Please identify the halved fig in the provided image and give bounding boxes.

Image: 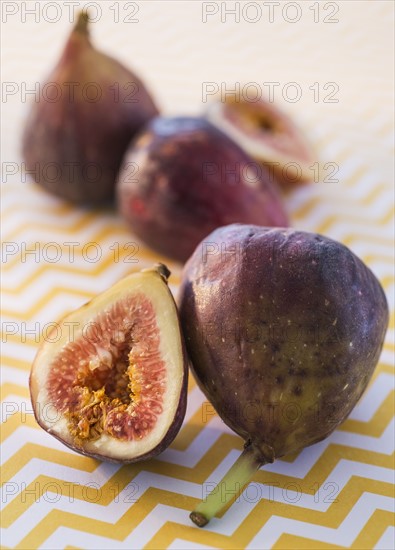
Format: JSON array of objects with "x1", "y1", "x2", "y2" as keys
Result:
[
  {"x1": 30, "y1": 264, "x2": 188, "y2": 463},
  {"x1": 206, "y1": 97, "x2": 316, "y2": 187}
]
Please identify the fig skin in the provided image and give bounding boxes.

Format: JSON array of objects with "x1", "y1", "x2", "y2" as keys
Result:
[
  {"x1": 117, "y1": 116, "x2": 288, "y2": 262},
  {"x1": 30, "y1": 265, "x2": 188, "y2": 464},
  {"x1": 206, "y1": 96, "x2": 316, "y2": 187},
  {"x1": 22, "y1": 12, "x2": 159, "y2": 205},
  {"x1": 179, "y1": 224, "x2": 389, "y2": 525}
]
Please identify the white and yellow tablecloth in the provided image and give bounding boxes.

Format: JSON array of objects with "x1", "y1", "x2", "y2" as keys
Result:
[{"x1": 1, "y1": 1, "x2": 394, "y2": 548}]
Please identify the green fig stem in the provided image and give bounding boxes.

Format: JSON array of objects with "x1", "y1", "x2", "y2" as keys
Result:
[
  {"x1": 190, "y1": 442, "x2": 265, "y2": 527},
  {"x1": 74, "y1": 11, "x2": 89, "y2": 35}
]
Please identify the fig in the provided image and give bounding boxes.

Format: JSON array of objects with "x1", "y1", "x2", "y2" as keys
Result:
[
  {"x1": 22, "y1": 12, "x2": 159, "y2": 205},
  {"x1": 206, "y1": 97, "x2": 315, "y2": 187},
  {"x1": 179, "y1": 224, "x2": 389, "y2": 526},
  {"x1": 117, "y1": 116, "x2": 288, "y2": 262},
  {"x1": 30, "y1": 264, "x2": 188, "y2": 463}
]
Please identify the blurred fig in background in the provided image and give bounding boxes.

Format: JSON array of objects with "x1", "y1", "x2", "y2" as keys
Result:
[
  {"x1": 117, "y1": 116, "x2": 288, "y2": 262},
  {"x1": 22, "y1": 12, "x2": 159, "y2": 205},
  {"x1": 206, "y1": 96, "x2": 316, "y2": 188}
]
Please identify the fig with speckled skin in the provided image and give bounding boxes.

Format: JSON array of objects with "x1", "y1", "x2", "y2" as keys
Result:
[
  {"x1": 117, "y1": 117, "x2": 288, "y2": 262},
  {"x1": 30, "y1": 265, "x2": 188, "y2": 463},
  {"x1": 179, "y1": 224, "x2": 388, "y2": 526},
  {"x1": 22, "y1": 12, "x2": 159, "y2": 205}
]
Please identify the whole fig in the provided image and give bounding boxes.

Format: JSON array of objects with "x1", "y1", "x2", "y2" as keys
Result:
[
  {"x1": 179, "y1": 224, "x2": 389, "y2": 526},
  {"x1": 117, "y1": 117, "x2": 288, "y2": 262},
  {"x1": 22, "y1": 12, "x2": 159, "y2": 204}
]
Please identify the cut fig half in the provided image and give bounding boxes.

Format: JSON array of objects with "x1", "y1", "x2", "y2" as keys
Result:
[
  {"x1": 30, "y1": 264, "x2": 188, "y2": 463},
  {"x1": 206, "y1": 97, "x2": 316, "y2": 187}
]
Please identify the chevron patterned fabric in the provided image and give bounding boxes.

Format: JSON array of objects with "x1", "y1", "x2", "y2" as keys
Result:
[{"x1": 1, "y1": 1, "x2": 394, "y2": 548}]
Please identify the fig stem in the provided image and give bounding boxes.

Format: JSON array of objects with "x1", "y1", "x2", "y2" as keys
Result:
[
  {"x1": 190, "y1": 443, "x2": 264, "y2": 527},
  {"x1": 142, "y1": 263, "x2": 171, "y2": 282},
  {"x1": 74, "y1": 11, "x2": 89, "y2": 35},
  {"x1": 155, "y1": 263, "x2": 171, "y2": 282}
]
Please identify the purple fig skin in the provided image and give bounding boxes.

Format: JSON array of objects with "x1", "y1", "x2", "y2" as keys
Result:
[
  {"x1": 179, "y1": 224, "x2": 389, "y2": 462},
  {"x1": 22, "y1": 12, "x2": 159, "y2": 205},
  {"x1": 117, "y1": 117, "x2": 288, "y2": 262}
]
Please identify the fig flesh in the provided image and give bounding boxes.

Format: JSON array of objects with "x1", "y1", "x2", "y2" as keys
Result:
[
  {"x1": 22, "y1": 12, "x2": 159, "y2": 205},
  {"x1": 30, "y1": 265, "x2": 188, "y2": 463},
  {"x1": 179, "y1": 224, "x2": 389, "y2": 526},
  {"x1": 117, "y1": 116, "x2": 288, "y2": 262},
  {"x1": 206, "y1": 97, "x2": 316, "y2": 187}
]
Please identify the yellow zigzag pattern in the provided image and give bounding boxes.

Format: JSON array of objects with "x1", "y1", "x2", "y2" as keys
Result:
[
  {"x1": 2, "y1": 5, "x2": 394, "y2": 547},
  {"x1": 2, "y1": 198, "x2": 394, "y2": 550},
  {"x1": 2, "y1": 452, "x2": 394, "y2": 549},
  {"x1": 2, "y1": 361, "x2": 394, "y2": 549},
  {"x1": 2, "y1": 256, "x2": 181, "y2": 292}
]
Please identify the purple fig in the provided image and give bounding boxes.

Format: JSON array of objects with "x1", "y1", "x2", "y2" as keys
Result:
[
  {"x1": 117, "y1": 116, "x2": 288, "y2": 262},
  {"x1": 22, "y1": 12, "x2": 159, "y2": 205},
  {"x1": 30, "y1": 264, "x2": 188, "y2": 463},
  {"x1": 179, "y1": 224, "x2": 389, "y2": 526}
]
